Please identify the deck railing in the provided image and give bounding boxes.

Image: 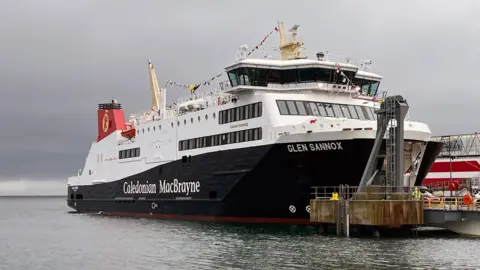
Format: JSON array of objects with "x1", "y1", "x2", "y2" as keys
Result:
[{"x1": 311, "y1": 185, "x2": 480, "y2": 212}]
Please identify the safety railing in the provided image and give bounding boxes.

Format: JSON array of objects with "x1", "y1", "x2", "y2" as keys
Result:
[
  {"x1": 311, "y1": 185, "x2": 424, "y2": 201},
  {"x1": 421, "y1": 180, "x2": 480, "y2": 211},
  {"x1": 310, "y1": 185, "x2": 480, "y2": 212},
  {"x1": 423, "y1": 195, "x2": 479, "y2": 211}
]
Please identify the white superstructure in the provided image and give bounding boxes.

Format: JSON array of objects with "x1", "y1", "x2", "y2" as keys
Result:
[{"x1": 68, "y1": 22, "x2": 432, "y2": 189}]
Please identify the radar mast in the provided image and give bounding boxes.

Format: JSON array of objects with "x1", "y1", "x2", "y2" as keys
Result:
[{"x1": 277, "y1": 21, "x2": 306, "y2": 60}]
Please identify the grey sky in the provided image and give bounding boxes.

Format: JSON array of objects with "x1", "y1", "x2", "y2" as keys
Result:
[{"x1": 0, "y1": 0, "x2": 479, "y2": 181}]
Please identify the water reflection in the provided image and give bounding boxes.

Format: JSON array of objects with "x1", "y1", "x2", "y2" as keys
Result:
[{"x1": 1, "y1": 198, "x2": 479, "y2": 270}]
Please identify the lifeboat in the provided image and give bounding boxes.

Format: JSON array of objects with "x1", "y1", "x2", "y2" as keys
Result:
[
  {"x1": 121, "y1": 122, "x2": 136, "y2": 139},
  {"x1": 121, "y1": 128, "x2": 136, "y2": 139}
]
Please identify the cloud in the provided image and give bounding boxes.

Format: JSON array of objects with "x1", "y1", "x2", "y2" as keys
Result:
[{"x1": 0, "y1": 0, "x2": 480, "y2": 179}]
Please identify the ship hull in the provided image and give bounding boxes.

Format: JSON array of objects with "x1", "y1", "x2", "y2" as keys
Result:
[{"x1": 67, "y1": 138, "x2": 440, "y2": 224}]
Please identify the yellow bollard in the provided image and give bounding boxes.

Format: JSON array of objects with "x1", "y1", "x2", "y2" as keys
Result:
[{"x1": 427, "y1": 198, "x2": 432, "y2": 208}]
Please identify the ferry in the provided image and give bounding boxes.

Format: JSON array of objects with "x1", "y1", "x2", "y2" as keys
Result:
[
  {"x1": 423, "y1": 133, "x2": 480, "y2": 188},
  {"x1": 67, "y1": 22, "x2": 442, "y2": 224}
]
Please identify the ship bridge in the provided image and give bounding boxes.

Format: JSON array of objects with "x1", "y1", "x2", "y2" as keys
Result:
[{"x1": 219, "y1": 22, "x2": 383, "y2": 100}]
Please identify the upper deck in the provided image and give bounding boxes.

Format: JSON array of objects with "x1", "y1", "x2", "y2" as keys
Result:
[{"x1": 129, "y1": 22, "x2": 386, "y2": 128}]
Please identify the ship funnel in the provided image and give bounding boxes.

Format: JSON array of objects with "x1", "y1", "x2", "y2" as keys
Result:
[{"x1": 96, "y1": 100, "x2": 126, "y2": 142}]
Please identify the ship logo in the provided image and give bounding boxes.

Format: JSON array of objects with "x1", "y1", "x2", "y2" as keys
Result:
[{"x1": 102, "y1": 112, "x2": 109, "y2": 132}]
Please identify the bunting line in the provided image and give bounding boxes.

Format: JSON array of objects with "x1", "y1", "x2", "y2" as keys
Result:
[{"x1": 164, "y1": 26, "x2": 279, "y2": 93}]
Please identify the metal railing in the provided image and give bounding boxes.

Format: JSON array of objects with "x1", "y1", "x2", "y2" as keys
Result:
[
  {"x1": 431, "y1": 133, "x2": 480, "y2": 157},
  {"x1": 311, "y1": 185, "x2": 480, "y2": 212},
  {"x1": 311, "y1": 185, "x2": 421, "y2": 201}
]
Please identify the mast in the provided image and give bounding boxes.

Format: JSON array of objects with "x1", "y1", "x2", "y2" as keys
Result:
[
  {"x1": 147, "y1": 59, "x2": 165, "y2": 118},
  {"x1": 277, "y1": 21, "x2": 306, "y2": 60}
]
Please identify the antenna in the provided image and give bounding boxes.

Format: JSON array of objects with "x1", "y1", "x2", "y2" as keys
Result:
[
  {"x1": 235, "y1": 45, "x2": 249, "y2": 62},
  {"x1": 360, "y1": 60, "x2": 373, "y2": 70}
]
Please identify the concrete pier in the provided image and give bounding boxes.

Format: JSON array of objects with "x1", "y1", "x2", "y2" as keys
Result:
[{"x1": 310, "y1": 185, "x2": 480, "y2": 236}]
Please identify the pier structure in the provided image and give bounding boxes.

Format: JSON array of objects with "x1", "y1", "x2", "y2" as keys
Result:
[
  {"x1": 310, "y1": 94, "x2": 480, "y2": 236},
  {"x1": 310, "y1": 184, "x2": 480, "y2": 236}
]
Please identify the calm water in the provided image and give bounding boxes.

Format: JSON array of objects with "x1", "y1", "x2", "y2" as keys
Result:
[{"x1": 0, "y1": 197, "x2": 479, "y2": 270}]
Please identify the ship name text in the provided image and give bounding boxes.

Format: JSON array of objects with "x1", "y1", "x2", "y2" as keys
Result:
[
  {"x1": 123, "y1": 179, "x2": 201, "y2": 195},
  {"x1": 287, "y1": 142, "x2": 343, "y2": 152},
  {"x1": 230, "y1": 122, "x2": 248, "y2": 129}
]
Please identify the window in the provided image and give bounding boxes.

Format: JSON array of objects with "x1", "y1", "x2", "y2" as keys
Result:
[
  {"x1": 286, "y1": 101, "x2": 298, "y2": 115},
  {"x1": 178, "y1": 128, "x2": 262, "y2": 151},
  {"x1": 118, "y1": 147, "x2": 141, "y2": 159},
  {"x1": 340, "y1": 105, "x2": 351, "y2": 118},
  {"x1": 363, "y1": 107, "x2": 375, "y2": 120},
  {"x1": 295, "y1": 101, "x2": 307, "y2": 115},
  {"x1": 218, "y1": 102, "x2": 262, "y2": 124},
  {"x1": 354, "y1": 106, "x2": 366, "y2": 120},
  {"x1": 309, "y1": 102, "x2": 319, "y2": 116},
  {"x1": 331, "y1": 104, "x2": 344, "y2": 117},
  {"x1": 226, "y1": 66, "x2": 358, "y2": 87},
  {"x1": 275, "y1": 99, "x2": 378, "y2": 121},
  {"x1": 352, "y1": 78, "x2": 381, "y2": 97},
  {"x1": 228, "y1": 70, "x2": 239, "y2": 87},
  {"x1": 323, "y1": 104, "x2": 335, "y2": 117}
]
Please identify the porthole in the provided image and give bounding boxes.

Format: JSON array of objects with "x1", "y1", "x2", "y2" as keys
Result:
[
  {"x1": 177, "y1": 121, "x2": 180, "y2": 127},
  {"x1": 159, "y1": 125, "x2": 161, "y2": 130},
  {"x1": 142, "y1": 129, "x2": 144, "y2": 133},
  {"x1": 184, "y1": 119, "x2": 187, "y2": 125},
  {"x1": 171, "y1": 122, "x2": 173, "y2": 128},
  {"x1": 213, "y1": 112, "x2": 216, "y2": 119},
  {"x1": 153, "y1": 126, "x2": 155, "y2": 131},
  {"x1": 205, "y1": 114, "x2": 208, "y2": 120},
  {"x1": 198, "y1": 116, "x2": 201, "y2": 122},
  {"x1": 148, "y1": 127, "x2": 150, "y2": 132},
  {"x1": 191, "y1": 118, "x2": 193, "y2": 124}
]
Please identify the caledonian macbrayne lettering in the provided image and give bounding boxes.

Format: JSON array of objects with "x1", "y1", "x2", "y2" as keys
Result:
[
  {"x1": 123, "y1": 179, "x2": 201, "y2": 195},
  {"x1": 287, "y1": 142, "x2": 343, "y2": 152}
]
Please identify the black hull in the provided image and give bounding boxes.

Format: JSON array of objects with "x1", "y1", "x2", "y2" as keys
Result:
[
  {"x1": 67, "y1": 139, "x2": 439, "y2": 224},
  {"x1": 415, "y1": 141, "x2": 444, "y2": 186}
]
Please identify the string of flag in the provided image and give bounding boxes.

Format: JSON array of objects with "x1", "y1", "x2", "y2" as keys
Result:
[{"x1": 164, "y1": 26, "x2": 279, "y2": 93}]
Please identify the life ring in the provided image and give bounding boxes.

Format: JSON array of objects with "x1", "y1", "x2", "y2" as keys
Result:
[{"x1": 463, "y1": 194, "x2": 473, "y2": 205}]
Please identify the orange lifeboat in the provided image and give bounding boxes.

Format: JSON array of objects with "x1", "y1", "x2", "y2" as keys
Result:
[{"x1": 121, "y1": 128, "x2": 136, "y2": 139}]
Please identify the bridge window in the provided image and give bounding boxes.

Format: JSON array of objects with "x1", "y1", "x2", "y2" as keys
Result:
[
  {"x1": 353, "y1": 78, "x2": 381, "y2": 97},
  {"x1": 227, "y1": 67, "x2": 353, "y2": 87}
]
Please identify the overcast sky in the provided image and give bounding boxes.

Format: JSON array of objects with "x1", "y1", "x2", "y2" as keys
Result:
[{"x1": 0, "y1": 0, "x2": 479, "y2": 189}]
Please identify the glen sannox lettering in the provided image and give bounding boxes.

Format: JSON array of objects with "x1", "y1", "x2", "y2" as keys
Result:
[
  {"x1": 123, "y1": 179, "x2": 200, "y2": 195},
  {"x1": 287, "y1": 142, "x2": 343, "y2": 152}
]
